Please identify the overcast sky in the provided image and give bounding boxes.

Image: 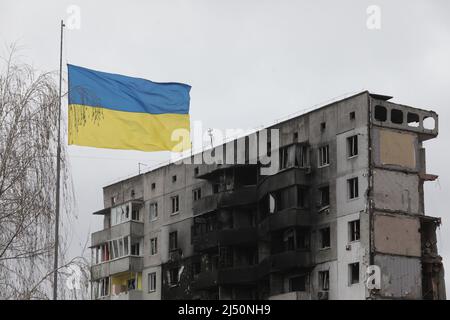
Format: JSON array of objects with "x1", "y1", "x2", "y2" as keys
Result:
[{"x1": 1, "y1": 0, "x2": 450, "y2": 296}]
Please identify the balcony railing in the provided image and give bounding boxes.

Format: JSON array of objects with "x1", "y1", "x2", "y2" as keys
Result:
[
  {"x1": 258, "y1": 250, "x2": 312, "y2": 276},
  {"x1": 193, "y1": 186, "x2": 257, "y2": 216},
  {"x1": 192, "y1": 265, "x2": 259, "y2": 290},
  {"x1": 257, "y1": 167, "x2": 310, "y2": 200},
  {"x1": 193, "y1": 227, "x2": 258, "y2": 252},
  {"x1": 91, "y1": 220, "x2": 144, "y2": 247},
  {"x1": 110, "y1": 289, "x2": 143, "y2": 300},
  {"x1": 91, "y1": 256, "x2": 143, "y2": 280},
  {"x1": 258, "y1": 208, "x2": 312, "y2": 236}
]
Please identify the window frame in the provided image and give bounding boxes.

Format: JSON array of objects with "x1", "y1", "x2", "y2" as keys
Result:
[
  {"x1": 150, "y1": 237, "x2": 158, "y2": 255},
  {"x1": 148, "y1": 272, "x2": 157, "y2": 292},
  {"x1": 349, "y1": 262, "x2": 360, "y2": 285},
  {"x1": 347, "y1": 135, "x2": 358, "y2": 158},
  {"x1": 193, "y1": 188, "x2": 202, "y2": 201},
  {"x1": 318, "y1": 145, "x2": 330, "y2": 168},
  {"x1": 319, "y1": 227, "x2": 331, "y2": 249},
  {"x1": 169, "y1": 231, "x2": 178, "y2": 251},
  {"x1": 349, "y1": 219, "x2": 360, "y2": 242},
  {"x1": 319, "y1": 185, "x2": 330, "y2": 208},
  {"x1": 347, "y1": 177, "x2": 359, "y2": 200},
  {"x1": 149, "y1": 202, "x2": 158, "y2": 221},
  {"x1": 170, "y1": 195, "x2": 180, "y2": 215},
  {"x1": 319, "y1": 270, "x2": 330, "y2": 291}
]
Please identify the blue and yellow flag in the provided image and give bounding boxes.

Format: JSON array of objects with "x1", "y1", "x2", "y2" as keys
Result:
[{"x1": 67, "y1": 64, "x2": 191, "y2": 152}]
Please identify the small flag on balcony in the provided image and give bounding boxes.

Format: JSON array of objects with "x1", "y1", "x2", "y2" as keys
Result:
[{"x1": 67, "y1": 64, "x2": 191, "y2": 152}]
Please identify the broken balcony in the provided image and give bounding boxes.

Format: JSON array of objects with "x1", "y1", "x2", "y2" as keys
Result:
[
  {"x1": 192, "y1": 227, "x2": 258, "y2": 252},
  {"x1": 192, "y1": 265, "x2": 259, "y2": 290},
  {"x1": 192, "y1": 185, "x2": 257, "y2": 216}
]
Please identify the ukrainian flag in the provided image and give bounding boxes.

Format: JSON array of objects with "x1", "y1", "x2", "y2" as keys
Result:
[{"x1": 67, "y1": 64, "x2": 191, "y2": 152}]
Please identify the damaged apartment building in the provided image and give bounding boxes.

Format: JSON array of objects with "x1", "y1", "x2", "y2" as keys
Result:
[{"x1": 90, "y1": 91, "x2": 445, "y2": 300}]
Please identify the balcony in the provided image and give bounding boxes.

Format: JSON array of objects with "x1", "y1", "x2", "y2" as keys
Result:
[
  {"x1": 193, "y1": 194, "x2": 219, "y2": 216},
  {"x1": 192, "y1": 271, "x2": 218, "y2": 290},
  {"x1": 370, "y1": 101, "x2": 438, "y2": 141},
  {"x1": 259, "y1": 208, "x2": 312, "y2": 236},
  {"x1": 257, "y1": 167, "x2": 310, "y2": 200},
  {"x1": 219, "y1": 186, "x2": 257, "y2": 208},
  {"x1": 193, "y1": 186, "x2": 257, "y2": 216},
  {"x1": 196, "y1": 164, "x2": 258, "y2": 181},
  {"x1": 268, "y1": 291, "x2": 311, "y2": 300},
  {"x1": 110, "y1": 290, "x2": 143, "y2": 300},
  {"x1": 91, "y1": 221, "x2": 144, "y2": 247},
  {"x1": 258, "y1": 250, "x2": 312, "y2": 276},
  {"x1": 218, "y1": 265, "x2": 259, "y2": 285},
  {"x1": 193, "y1": 227, "x2": 258, "y2": 252},
  {"x1": 192, "y1": 265, "x2": 259, "y2": 290},
  {"x1": 91, "y1": 256, "x2": 143, "y2": 280}
]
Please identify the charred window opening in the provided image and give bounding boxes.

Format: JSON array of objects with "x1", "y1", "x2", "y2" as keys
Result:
[
  {"x1": 168, "y1": 268, "x2": 179, "y2": 286},
  {"x1": 349, "y1": 219, "x2": 360, "y2": 242},
  {"x1": 374, "y1": 105, "x2": 387, "y2": 121},
  {"x1": 284, "y1": 228, "x2": 296, "y2": 251},
  {"x1": 219, "y1": 246, "x2": 233, "y2": 268},
  {"x1": 319, "y1": 227, "x2": 330, "y2": 249},
  {"x1": 289, "y1": 275, "x2": 307, "y2": 292},
  {"x1": 234, "y1": 166, "x2": 257, "y2": 186},
  {"x1": 320, "y1": 122, "x2": 326, "y2": 132},
  {"x1": 349, "y1": 262, "x2": 360, "y2": 285},
  {"x1": 407, "y1": 112, "x2": 420, "y2": 128},
  {"x1": 297, "y1": 187, "x2": 308, "y2": 208},
  {"x1": 349, "y1": 111, "x2": 356, "y2": 120},
  {"x1": 169, "y1": 231, "x2": 178, "y2": 251},
  {"x1": 318, "y1": 186, "x2": 330, "y2": 208},
  {"x1": 391, "y1": 109, "x2": 404, "y2": 124}
]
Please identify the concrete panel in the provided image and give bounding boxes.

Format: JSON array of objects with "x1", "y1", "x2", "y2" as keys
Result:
[
  {"x1": 379, "y1": 129, "x2": 416, "y2": 169},
  {"x1": 374, "y1": 254, "x2": 422, "y2": 299},
  {"x1": 336, "y1": 212, "x2": 369, "y2": 300},
  {"x1": 336, "y1": 127, "x2": 368, "y2": 175},
  {"x1": 374, "y1": 214, "x2": 421, "y2": 257},
  {"x1": 373, "y1": 169, "x2": 419, "y2": 214},
  {"x1": 335, "y1": 171, "x2": 368, "y2": 217},
  {"x1": 311, "y1": 261, "x2": 338, "y2": 300},
  {"x1": 141, "y1": 266, "x2": 162, "y2": 300}
]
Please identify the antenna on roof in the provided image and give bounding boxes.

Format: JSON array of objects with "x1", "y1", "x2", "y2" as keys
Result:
[{"x1": 207, "y1": 128, "x2": 214, "y2": 148}]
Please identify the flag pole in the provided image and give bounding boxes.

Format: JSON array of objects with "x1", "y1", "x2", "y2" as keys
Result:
[{"x1": 53, "y1": 19, "x2": 65, "y2": 301}]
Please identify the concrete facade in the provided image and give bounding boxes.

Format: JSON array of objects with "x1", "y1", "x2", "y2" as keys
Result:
[{"x1": 90, "y1": 91, "x2": 445, "y2": 300}]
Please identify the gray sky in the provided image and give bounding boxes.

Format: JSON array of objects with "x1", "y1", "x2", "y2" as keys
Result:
[{"x1": 1, "y1": 0, "x2": 450, "y2": 296}]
